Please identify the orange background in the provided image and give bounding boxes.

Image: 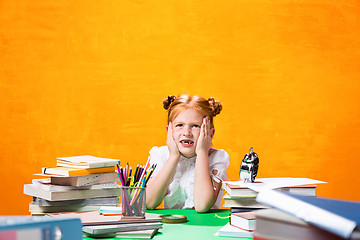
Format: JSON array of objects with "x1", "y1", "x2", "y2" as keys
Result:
[{"x1": 1, "y1": 0, "x2": 360, "y2": 215}]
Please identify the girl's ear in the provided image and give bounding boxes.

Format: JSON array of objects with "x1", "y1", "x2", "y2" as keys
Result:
[{"x1": 210, "y1": 128, "x2": 215, "y2": 139}]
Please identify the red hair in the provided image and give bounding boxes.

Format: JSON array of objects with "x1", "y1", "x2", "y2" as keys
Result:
[{"x1": 163, "y1": 94, "x2": 222, "y2": 128}]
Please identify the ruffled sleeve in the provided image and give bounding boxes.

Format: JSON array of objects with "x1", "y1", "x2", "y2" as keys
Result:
[
  {"x1": 209, "y1": 149, "x2": 230, "y2": 182},
  {"x1": 209, "y1": 149, "x2": 230, "y2": 209},
  {"x1": 148, "y1": 146, "x2": 169, "y2": 178}
]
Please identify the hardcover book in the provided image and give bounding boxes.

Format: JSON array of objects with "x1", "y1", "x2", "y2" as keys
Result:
[
  {"x1": 32, "y1": 196, "x2": 120, "y2": 207},
  {"x1": 230, "y1": 211, "x2": 256, "y2": 231},
  {"x1": 24, "y1": 184, "x2": 121, "y2": 201},
  {"x1": 214, "y1": 222, "x2": 253, "y2": 238},
  {"x1": 50, "y1": 172, "x2": 119, "y2": 186},
  {"x1": 223, "y1": 182, "x2": 318, "y2": 197},
  {"x1": 47, "y1": 211, "x2": 162, "y2": 226},
  {"x1": 82, "y1": 222, "x2": 163, "y2": 235},
  {"x1": 40, "y1": 166, "x2": 116, "y2": 177},
  {"x1": 57, "y1": 155, "x2": 120, "y2": 169}
]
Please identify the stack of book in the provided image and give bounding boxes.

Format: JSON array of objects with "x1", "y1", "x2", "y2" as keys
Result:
[
  {"x1": 254, "y1": 189, "x2": 360, "y2": 240},
  {"x1": 215, "y1": 177, "x2": 326, "y2": 238},
  {"x1": 23, "y1": 155, "x2": 122, "y2": 214},
  {"x1": 222, "y1": 177, "x2": 323, "y2": 213},
  {"x1": 214, "y1": 211, "x2": 255, "y2": 238},
  {"x1": 47, "y1": 210, "x2": 163, "y2": 239}
]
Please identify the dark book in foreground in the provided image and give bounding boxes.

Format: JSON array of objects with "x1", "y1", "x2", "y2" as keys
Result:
[
  {"x1": 257, "y1": 189, "x2": 360, "y2": 240},
  {"x1": 0, "y1": 216, "x2": 82, "y2": 240}
]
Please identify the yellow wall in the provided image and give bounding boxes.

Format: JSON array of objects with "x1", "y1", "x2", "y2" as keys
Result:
[{"x1": 1, "y1": 0, "x2": 360, "y2": 214}]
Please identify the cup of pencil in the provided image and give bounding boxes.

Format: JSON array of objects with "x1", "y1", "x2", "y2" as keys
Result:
[
  {"x1": 121, "y1": 186, "x2": 146, "y2": 218},
  {"x1": 116, "y1": 159, "x2": 156, "y2": 219}
]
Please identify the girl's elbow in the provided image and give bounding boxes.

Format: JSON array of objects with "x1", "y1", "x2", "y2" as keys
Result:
[
  {"x1": 146, "y1": 203, "x2": 157, "y2": 210},
  {"x1": 146, "y1": 200, "x2": 160, "y2": 210},
  {"x1": 195, "y1": 206, "x2": 210, "y2": 213},
  {"x1": 194, "y1": 202, "x2": 212, "y2": 213}
]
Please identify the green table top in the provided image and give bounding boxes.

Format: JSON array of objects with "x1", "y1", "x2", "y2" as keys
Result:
[{"x1": 83, "y1": 208, "x2": 248, "y2": 240}]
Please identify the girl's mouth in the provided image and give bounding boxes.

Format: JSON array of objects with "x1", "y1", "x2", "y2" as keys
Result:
[{"x1": 180, "y1": 140, "x2": 194, "y2": 147}]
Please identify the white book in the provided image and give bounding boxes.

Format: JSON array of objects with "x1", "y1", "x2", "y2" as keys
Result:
[
  {"x1": 24, "y1": 184, "x2": 121, "y2": 201},
  {"x1": 57, "y1": 155, "x2": 120, "y2": 169},
  {"x1": 29, "y1": 203, "x2": 110, "y2": 214},
  {"x1": 51, "y1": 172, "x2": 120, "y2": 186},
  {"x1": 230, "y1": 212, "x2": 256, "y2": 231},
  {"x1": 214, "y1": 222, "x2": 253, "y2": 238},
  {"x1": 84, "y1": 229, "x2": 159, "y2": 239},
  {"x1": 83, "y1": 222, "x2": 163, "y2": 235},
  {"x1": 32, "y1": 179, "x2": 118, "y2": 192},
  {"x1": 32, "y1": 196, "x2": 120, "y2": 207}
]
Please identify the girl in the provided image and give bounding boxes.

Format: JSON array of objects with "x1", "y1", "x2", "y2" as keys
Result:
[{"x1": 146, "y1": 94, "x2": 230, "y2": 213}]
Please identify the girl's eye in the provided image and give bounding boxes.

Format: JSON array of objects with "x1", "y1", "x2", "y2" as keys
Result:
[
  {"x1": 175, "y1": 124, "x2": 183, "y2": 128},
  {"x1": 192, "y1": 125, "x2": 200, "y2": 128}
]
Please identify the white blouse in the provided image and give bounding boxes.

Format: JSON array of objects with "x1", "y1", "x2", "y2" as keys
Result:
[{"x1": 148, "y1": 146, "x2": 230, "y2": 209}]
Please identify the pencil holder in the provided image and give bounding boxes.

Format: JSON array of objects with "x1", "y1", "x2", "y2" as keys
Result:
[{"x1": 121, "y1": 186, "x2": 146, "y2": 219}]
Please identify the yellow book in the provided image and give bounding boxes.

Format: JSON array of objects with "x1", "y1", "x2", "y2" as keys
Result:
[{"x1": 40, "y1": 166, "x2": 115, "y2": 177}]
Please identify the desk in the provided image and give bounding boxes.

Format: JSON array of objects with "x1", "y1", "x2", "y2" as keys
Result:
[{"x1": 83, "y1": 209, "x2": 235, "y2": 240}]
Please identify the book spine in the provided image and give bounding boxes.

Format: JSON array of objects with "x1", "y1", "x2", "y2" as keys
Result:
[{"x1": 256, "y1": 189, "x2": 356, "y2": 239}]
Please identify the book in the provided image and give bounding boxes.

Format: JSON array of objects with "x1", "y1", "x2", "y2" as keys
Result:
[
  {"x1": 32, "y1": 196, "x2": 120, "y2": 207},
  {"x1": 57, "y1": 155, "x2": 120, "y2": 169},
  {"x1": 223, "y1": 182, "x2": 318, "y2": 197},
  {"x1": 231, "y1": 207, "x2": 264, "y2": 214},
  {"x1": 256, "y1": 189, "x2": 360, "y2": 239},
  {"x1": 82, "y1": 222, "x2": 163, "y2": 235},
  {"x1": 230, "y1": 211, "x2": 256, "y2": 231},
  {"x1": 223, "y1": 177, "x2": 325, "y2": 197},
  {"x1": 40, "y1": 166, "x2": 116, "y2": 177},
  {"x1": 254, "y1": 208, "x2": 345, "y2": 240},
  {"x1": 0, "y1": 216, "x2": 82, "y2": 240},
  {"x1": 24, "y1": 184, "x2": 121, "y2": 201},
  {"x1": 32, "y1": 178, "x2": 118, "y2": 191},
  {"x1": 223, "y1": 194, "x2": 268, "y2": 208},
  {"x1": 46, "y1": 210, "x2": 162, "y2": 226},
  {"x1": 29, "y1": 203, "x2": 110, "y2": 214},
  {"x1": 214, "y1": 222, "x2": 253, "y2": 238},
  {"x1": 50, "y1": 172, "x2": 120, "y2": 186},
  {"x1": 83, "y1": 229, "x2": 160, "y2": 239}
]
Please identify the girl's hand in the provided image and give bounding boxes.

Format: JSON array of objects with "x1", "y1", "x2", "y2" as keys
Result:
[
  {"x1": 166, "y1": 122, "x2": 181, "y2": 159},
  {"x1": 196, "y1": 117, "x2": 212, "y2": 155}
]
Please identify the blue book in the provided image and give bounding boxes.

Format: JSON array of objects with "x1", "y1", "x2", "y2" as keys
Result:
[
  {"x1": 257, "y1": 189, "x2": 360, "y2": 239},
  {"x1": 0, "y1": 216, "x2": 82, "y2": 240}
]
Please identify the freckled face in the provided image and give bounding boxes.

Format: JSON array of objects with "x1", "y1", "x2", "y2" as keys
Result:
[{"x1": 171, "y1": 108, "x2": 204, "y2": 158}]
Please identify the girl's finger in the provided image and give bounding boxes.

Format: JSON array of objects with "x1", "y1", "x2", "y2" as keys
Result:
[
  {"x1": 201, "y1": 118, "x2": 206, "y2": 135},
  {"x1": 204, "y1": 117, "x2": 209, "y2": 136}
]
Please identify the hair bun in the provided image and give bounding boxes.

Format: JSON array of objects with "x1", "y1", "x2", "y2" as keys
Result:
[
  {"x1": 208, "y1": 97, "x2": 222, "y2": 116},
  {"x1": 163, "y1": 95, "x2": 177, "y2": 110}
]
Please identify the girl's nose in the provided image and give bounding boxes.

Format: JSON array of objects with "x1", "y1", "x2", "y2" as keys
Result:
[{"x1": 182, "y1": 126, "x2": 192, "y2": 136}]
